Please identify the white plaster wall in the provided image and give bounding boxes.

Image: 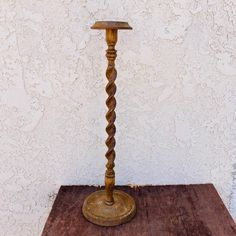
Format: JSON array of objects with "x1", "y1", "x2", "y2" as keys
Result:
[{"x1": 0, "y1": 0, "x2": 236, "y2": 235}]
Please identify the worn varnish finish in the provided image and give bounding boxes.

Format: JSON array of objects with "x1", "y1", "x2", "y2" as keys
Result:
[
  {"x1": 82, "y1": 21, "x2": 136, "y2": 226},
  {"x1": 104, "y1": 28, "x2": 118, "y2": 205},
  {"x1": 91, "y1": 21, "x2": 132, "y2": 205},
  {"x1": 42, "y1": 184, "x2": 236, "y2": 236},
  {"x1": 91, "y1": 21, "x2": 132, "y2": 30}
]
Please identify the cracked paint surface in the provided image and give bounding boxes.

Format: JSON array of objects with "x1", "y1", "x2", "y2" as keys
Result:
[{"x1": 0, "y1": 0, "x2": 235, "y2": 235}]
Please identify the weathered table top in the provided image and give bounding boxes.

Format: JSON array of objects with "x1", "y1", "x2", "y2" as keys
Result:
[{"x1": 42, "y1": 184, "x2": 236, "y2": 236}]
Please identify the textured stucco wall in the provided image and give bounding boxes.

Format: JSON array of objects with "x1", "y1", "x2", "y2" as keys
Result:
[{"x1": 0, "y1": 0, "x2": 236, "y2": 235}]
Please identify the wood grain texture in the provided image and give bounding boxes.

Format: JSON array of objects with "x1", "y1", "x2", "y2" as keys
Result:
[
  {"x1": 91, "y1": 21, "x2": 132, "y2": 30},
  {"x1": 104, "y1": 28, "x2": 118, "y2": 205},
  {"x1": 42, "y1": 184, "x2": 236, "y2": 236}
]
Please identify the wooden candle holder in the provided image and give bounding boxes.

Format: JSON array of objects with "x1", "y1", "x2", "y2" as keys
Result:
[{"x1": 82, "y1": 21, "x2": 136, "y2": 226}]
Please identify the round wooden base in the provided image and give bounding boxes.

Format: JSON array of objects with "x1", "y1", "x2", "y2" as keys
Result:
[{"x1": 82, "y1": 190, "x2": 136, "y2": 226}]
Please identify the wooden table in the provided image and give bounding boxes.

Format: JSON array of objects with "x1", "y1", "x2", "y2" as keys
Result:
[{"x1": 42, "y1": 184, "x2": 236, "y2": 236}]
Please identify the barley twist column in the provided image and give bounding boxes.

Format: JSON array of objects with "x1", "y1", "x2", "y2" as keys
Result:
[
  {"x1": 82, "y1": 21, "x2": 136, "y2": 227},
  {"x1": 105, "y1": 29, "x2": 117, "y2": 205}
]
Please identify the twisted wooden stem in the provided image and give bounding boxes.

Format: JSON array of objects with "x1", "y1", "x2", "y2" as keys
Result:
[{"x1": 104, "y1": 29, "x2": 117, "y2": 205}]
